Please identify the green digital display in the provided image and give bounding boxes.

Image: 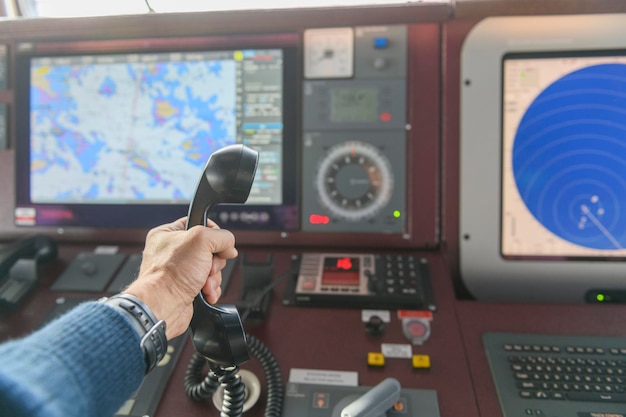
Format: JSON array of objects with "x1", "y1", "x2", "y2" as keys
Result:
[{"x1": 330, "y1": 88, "x2": 378, "y2": 122}]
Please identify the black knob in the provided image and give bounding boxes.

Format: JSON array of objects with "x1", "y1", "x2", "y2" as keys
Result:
[{"x1": 365, "y1": 315, "x2": 386, "y2": 337}]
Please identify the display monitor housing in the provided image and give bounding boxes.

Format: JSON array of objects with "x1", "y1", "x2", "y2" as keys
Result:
[
  {"x1": 460, "y1": 13, "x2": 626, "y2": 302},
  {"x1": 14, "y1": 35, "x2": 299, "y2": 231}
]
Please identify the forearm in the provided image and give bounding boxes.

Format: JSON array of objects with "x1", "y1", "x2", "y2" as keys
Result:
[{"x1": 0, "y1": 302, "x2": 145, "y2": 417}]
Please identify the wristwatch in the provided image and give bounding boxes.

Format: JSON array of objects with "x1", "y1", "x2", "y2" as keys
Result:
[{"x1": 100, "y1": 293, "x2": 167, "y2": 374}]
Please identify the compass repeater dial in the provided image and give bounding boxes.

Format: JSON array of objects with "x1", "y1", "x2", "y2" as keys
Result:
[
  {"x1": 304, "y1": 27, "x2": 354, "y2": 79},
  {"x1": 315, "y1": 140, "x2": 394, "y2": 222}
]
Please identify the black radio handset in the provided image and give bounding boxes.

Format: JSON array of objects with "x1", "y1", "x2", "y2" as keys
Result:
[{"x1": 186, "y1": 144, "x2": 258, "y2": 368}]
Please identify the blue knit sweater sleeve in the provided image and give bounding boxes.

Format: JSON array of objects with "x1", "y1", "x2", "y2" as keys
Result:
[{"x1": 0, "y1": 301, "x2": 147, "y2": 417}]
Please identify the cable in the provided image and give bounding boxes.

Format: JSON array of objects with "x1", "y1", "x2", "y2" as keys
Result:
[
  {"x1": 184, "y1": 359, "x2": 245, "y2": 417},
  {"x1": 184, "y1": 334, "x2": 283, "y2": 417},
  {"x1": 212, "y1": 364, "x2": 246, "y2": 417},
  {"x1": 143, "y1": 0, "x2": 156, "y2": 13},
  {"x1": 247, "y1": 335, "x2": 283, "y2": 417},
  {"x1": 183, "y1": 351, "x2": 219, "y2": 402}
]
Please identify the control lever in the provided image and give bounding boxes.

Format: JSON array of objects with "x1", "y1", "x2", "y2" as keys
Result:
[
  {"x1": 186, "y1": 144, "x2": 259, "y2": 367},
  {"x1": 334, "y1": 378, "x2": 401, "y2": 417}
]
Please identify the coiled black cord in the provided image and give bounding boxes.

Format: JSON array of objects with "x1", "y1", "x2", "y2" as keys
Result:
[
  {"x1": 247, "y1": 334, "x2": 283, "y2": 417},
  {"x1": 183, "y1": 351, "x2": 220, "y2": 402},
  {"x1": 184, "y1": 334, "x2": 283, "y2": 417},
  {"x1": 213, "y1": 364, "x2": 246, "y2": 417},
  {"x1": 184, "y1": 359, "x2": 245, "y2": 417}
]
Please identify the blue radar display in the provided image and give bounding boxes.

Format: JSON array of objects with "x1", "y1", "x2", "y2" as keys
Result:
[{"x1": 513, "y1": 63, "x2": 626, "y2": 250}]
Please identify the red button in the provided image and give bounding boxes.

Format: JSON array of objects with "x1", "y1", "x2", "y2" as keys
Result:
[{"x1": 407, "y1": 321, "x2": 426, "y2": 337}]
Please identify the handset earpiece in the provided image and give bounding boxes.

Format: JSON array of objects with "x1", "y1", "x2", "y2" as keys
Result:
[
  {"x1": 186, "y1": 144, "x2": 259, "y2": 367},
  {"x1": 186, "y1": 144, "x2": 258, "y2": 228}
]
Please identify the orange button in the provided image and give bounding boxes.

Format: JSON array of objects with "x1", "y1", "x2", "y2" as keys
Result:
[
  {"x1": 313, "y1": 392, "x2": 329, "y2": 408},
  {"x1": 393, "y1": 399, "x2": 407, "y2": 413}
]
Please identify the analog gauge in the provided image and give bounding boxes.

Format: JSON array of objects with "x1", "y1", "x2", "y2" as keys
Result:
[
  {"x1": 315, "y1": 141, "x2": 393, "y2": 222},
  {"x1": 304, "y1": 27, "x2": 354, "y2": 79}
]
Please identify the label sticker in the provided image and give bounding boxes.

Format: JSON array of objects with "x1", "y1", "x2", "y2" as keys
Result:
[
  {"x1": 381, "y1": 343, "x2": 413, "y2": 358},
  {"x1": 362, "y1": 309, "x2": 391, "y2": 322},
  {"x1": 15, "y1": 207, "x2": 36, "y2": 226},
  {"x1": 288, "y1": 368, "x2": 358, "y2": 386}
]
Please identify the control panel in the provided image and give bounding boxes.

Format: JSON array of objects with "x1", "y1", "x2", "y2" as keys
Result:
[
  {"x1": 283, "y1": 252, "x2": 436, "y2": 311},
  {"x1": 0, "y1": 18, "x2": 441, "y2": 250},
  {"x1": 301, "y1": 25, "x2": 409, "y2": 234},
  {"x1": 283, "y1": 381, "x2": 440, "y2": 417}
]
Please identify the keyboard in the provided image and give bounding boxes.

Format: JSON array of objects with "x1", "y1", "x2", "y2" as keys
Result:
[{"x1": 483, "y1": 332, "x2": 626, "y2": 417}]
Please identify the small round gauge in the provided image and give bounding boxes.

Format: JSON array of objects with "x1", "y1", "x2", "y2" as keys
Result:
[
  {"x1": 304, "y1": 27, "x2": 354, "y2": 79},
  {"x1": 315, "y1": 140, "x2": 394, "y2": 222}
]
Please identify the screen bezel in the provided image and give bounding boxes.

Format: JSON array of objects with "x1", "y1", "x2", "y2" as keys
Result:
[
  {"x1": 459, "y1": 13, "x2": 626, "y2": 302},
  {"x1": 14, "y1": 35, "x2": 300, "y2": 230}
]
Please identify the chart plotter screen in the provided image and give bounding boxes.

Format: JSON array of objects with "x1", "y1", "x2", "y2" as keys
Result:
[
  {"x1": 501, "y1": 52, "x2": 626, "y2": 259},
  {"x1": 14, "y1": 42, "x2": 298, "y2": 230}
]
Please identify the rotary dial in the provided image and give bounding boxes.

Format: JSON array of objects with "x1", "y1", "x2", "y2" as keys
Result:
[{"x1": 315, "y1": 141, "x2": 393, "y2": 222}]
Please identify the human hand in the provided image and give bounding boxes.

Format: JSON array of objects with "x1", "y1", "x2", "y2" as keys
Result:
[{"x1": 124, "y1": 217, "x2": 238, "y2": 339}]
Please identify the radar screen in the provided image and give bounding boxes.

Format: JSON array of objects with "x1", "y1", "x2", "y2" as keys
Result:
[{"x1": 501, "y1": 53, "x2": 626, "y2": 259}]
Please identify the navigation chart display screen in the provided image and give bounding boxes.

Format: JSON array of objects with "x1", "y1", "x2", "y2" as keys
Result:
[
  {"x1": 14, "y1": 42, "x2": 298, "y2": 230},
  {"x1": 501, "y1": 52, "x2": 626, "y2": 259}
]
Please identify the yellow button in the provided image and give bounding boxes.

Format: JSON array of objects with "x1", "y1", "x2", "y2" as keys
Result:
[
  {"x1": 367, "y1": 352, "x2": 385, "y2": 367},
  {"x1": 412, "y1": 354, "x2": 431, "y2": 369}
]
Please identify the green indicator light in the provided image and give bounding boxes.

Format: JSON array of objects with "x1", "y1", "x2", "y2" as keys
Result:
[
  {"x1": 393, "y1": 210, "x2": 401, "y2": 218},
  {"x1": 596, "y1": 293, "x2": 605, "y2": 302}
]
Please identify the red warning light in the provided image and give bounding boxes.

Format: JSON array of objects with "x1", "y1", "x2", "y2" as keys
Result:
[
  {"x1": 380, "y1": 112, "x2": 392, "y2": 122},
  {"x1": 336, "y1": 257, "x2": 353, "y2": 270},
  {"x1": 309, "y1": 214, "x2": 330, "y2": 225}
]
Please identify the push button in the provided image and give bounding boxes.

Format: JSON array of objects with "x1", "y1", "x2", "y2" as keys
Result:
[{"x1": 373, "y1": 37, "x2": 389, "y2": 49}]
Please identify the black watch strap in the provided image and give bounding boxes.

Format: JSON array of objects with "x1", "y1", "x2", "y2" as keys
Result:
[{"x1": 100, "y1": 293, "x2": 167, "y2": 374}]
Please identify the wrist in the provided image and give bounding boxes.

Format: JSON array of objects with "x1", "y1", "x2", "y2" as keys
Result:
[
  {"x1": 123, "y1": 273, "x2": 175, "y2": 325},
  {"x1": 99, "y1": 293, "x2": 167, "y2": 374}
]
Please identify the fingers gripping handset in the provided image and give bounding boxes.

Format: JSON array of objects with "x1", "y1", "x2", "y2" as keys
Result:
[{"x1": 186, "y1": 144, "x2": 258, "y2": 367}]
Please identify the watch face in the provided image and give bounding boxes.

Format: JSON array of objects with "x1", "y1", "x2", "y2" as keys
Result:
[{"x1": 304, "y1": 27, "x2": 354, "y2": 79}]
